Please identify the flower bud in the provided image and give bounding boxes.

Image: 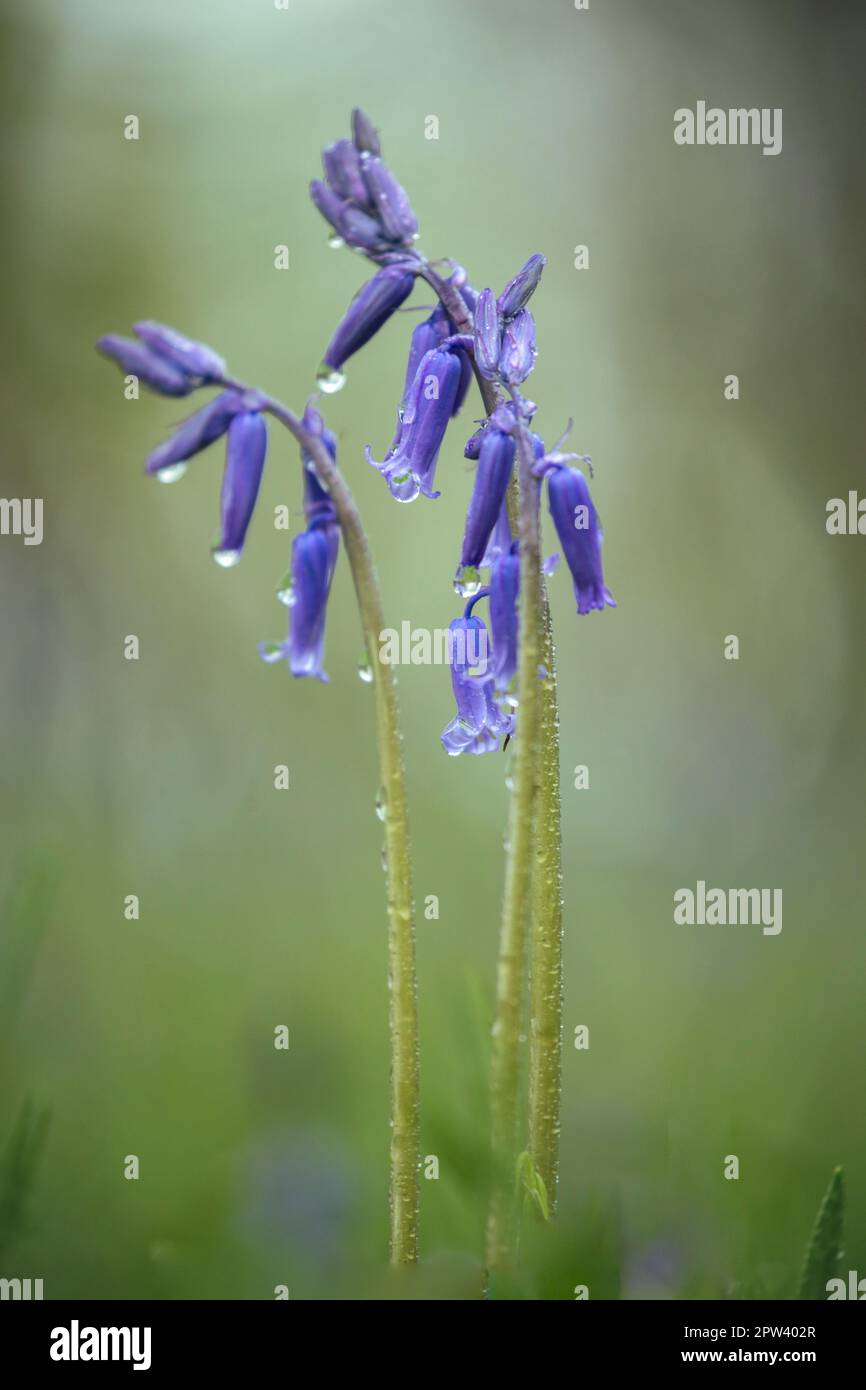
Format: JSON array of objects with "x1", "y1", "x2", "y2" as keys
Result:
[
  {"x1": 497, "y1": 253, "x2": 546, "y2": 319},
  {"x1": 323, "y1": 266, "x2": 415, "y2": 371},
  {"x1": 96, "y1": 335, "x2": 192, "y2": 397},
  {"x1": 473, "y1": 289, "x2": 500, "y2": 380}
]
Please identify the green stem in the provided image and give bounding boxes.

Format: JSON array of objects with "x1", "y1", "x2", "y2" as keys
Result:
[
  {"x1": 485, "y1": 399, "x2": 544, "y2": 1273},
  {"x1": 527, "y1": 594, "x2": 563, "y2": 1216},
  {"x1": 259, "y1": 394, "x2": 420, "y2": 1265}
]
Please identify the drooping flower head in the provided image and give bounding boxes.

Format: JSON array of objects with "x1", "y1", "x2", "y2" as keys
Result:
[
  {"x1": 97, "y1": 321, "x2": 226, "y2": 397},
  {"x1": 310, "y1": 108, "x2": 419, "y2": 257},
  {"x1": 489, "y1": 541, "x2": 520, "y2": 698},
  {"x1": 541, "y1": 461, "x2": 615, "y2": 615},
  {"x1": 214, "y1": 411, "x2": 268, "y2": 567},
  {"x1": 366, "y1": 346, "x2": 463, "y2": 501},
  {"x1": 261, "y1": 405, "x2": 340, "y2": 682},
  {"x1": 321, "y1": 265, "x2": 416, "y2": 376},
  {"x1": 440, "y1": 611, "x2": 514, "y2": 757},
  {"x1": 456, "y1": 426, "x2": 515, "y2": 592}
]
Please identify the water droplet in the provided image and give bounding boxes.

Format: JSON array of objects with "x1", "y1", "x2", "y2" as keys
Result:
[
  {"x1": 454, "y1": 564, "x2": 482, "y2": 598},
  {"x1": 503, "y1": 834, "x2": 511, "y2": 852},
  {"x1": 276, "y1": 571, "x2": 295, "y2": 606},
  {"x1": 155, "y1": 463, "x2": 187, "y2": 484},
  {"x1": 316, "y1": 363, "x2": 346, "y2": 394},
  {"x1": 212, "y1": 547, "x2": 241, "y2": 568},
  {"x1": 327, "y1": 234, "x2": 345, "y2": 250},
  {"x1": 380, "y1": 844, "x2": 388, "y2": 872},
  {"x1": 358, "y1": 660, "x2": 374, "y2": 684},
  {"x1": 375, "y1": 787, "x2": 387, "y2": 822},
  {"x1": 389, "y1": 469, "x2": 421, "y2": 504}
]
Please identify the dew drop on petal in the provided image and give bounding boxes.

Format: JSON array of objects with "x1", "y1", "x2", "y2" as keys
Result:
[
  {"x1": 389, "y1": 470, "x2": 421, "y2": 504},
  {"x1": 212, "y1": 547, "x2": 241, "y2": 569},
  {"x1": 316, "y1": 363, "x2": 346, "y2": 394},
  {"x1": 155, "y1": 463, "x2": 187, "y2": 484},
  {"x1": 454, "y1": 564, "x2": 482, "y2": 598},
  {"x1": 327, "y1": 234, "x2": 345, "y2": 250},
  {"x1": 276, "y1": 571, "x2": 295, "y2": 606}
]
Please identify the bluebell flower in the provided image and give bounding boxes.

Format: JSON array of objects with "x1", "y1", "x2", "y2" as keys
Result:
[
  {"x1": 97, "y1": 334, "x2": 193, "y2": 397},
  {"x1": 473, "y1": 288, "x2": 500, "y2": 380},
  {"x1": 299, "y1": 401, "x2": 338, "y2": 522},
  {"x1": 351, "y1": 106, "x2": 381, "y2": 156},
  {"x1": 261, "y1": 406, "x2": 340, "y2": 680},
  {"x1": 480, "y1": 501, "x2": 513, "y2": 568},
  {"x1": 145, "y1": 390, "x2": 246, "y2": 477},
  {"x1": 98, "y1": 323, "x2": 227, "y2": 395},
  {"x1": 366, "y1": 346, "x2": 462, "y2": 501},
  {"x1": 498, "y1": 309, "x2": 537, "y2": 385},
  {"x1": 544, "y1": 464, "x2": 615, "y2": 614},
  {"x1": 213, "y1": 412, "x2": 268, "y2": 566},
  {"x1": 441, "y1": 612, "x2": 514, "y2": 756},
  {"x1": 497, "y1": 254, "x2": 546, "y2": 319},
  {"x1": 360, "y1": 155, "x2": 418, "y2": 244},
  {"x1": 398, "y1": 305, "x2": 471, "y2": 425},
  {"x1": 309, "y1": 179, "x2": 386, "y2": 253},
  {"x1": 261, "y1": 513, "x2": 339, "y2": 682},
  {"x1": 489, "y1": 543, "x2": 520, "y2": 697},
  {"x1": 132, "y1": 321, "x2": 226, "y2": 381},
  {"x1": 323, "y1": 266, "x2": 416, "y2": 373},
  {"x1": 458, "y1": 426, "x2": 515, "y2": 579},
  {"x1": 400, "y1": 306, "x2": 450, "y2": 401},
  {"x1": 321, "y1": 139, "x2": 370, "y2": 209}
]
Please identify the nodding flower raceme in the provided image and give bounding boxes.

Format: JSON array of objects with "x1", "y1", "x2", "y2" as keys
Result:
[
  {"x1": 311, "y1": 107, "x2": 419, "y2": 257},
  {"x1": 99, "y1": 320, "x2": 273, "y2": 567},
  {"x1": 97, "y1": 110, "x2": 615, "y2": 741},
  {"x1": 440, "y1": 609, "x2": 515, "y2": 757}
]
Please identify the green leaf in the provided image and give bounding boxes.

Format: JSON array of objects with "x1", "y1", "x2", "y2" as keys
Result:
[
  {"x1": 797, "y1": 1167, "x2": 845, "y2": 1300},
  {"x1": 516, "y1": 1150, "x2": 550, "y2": 1223}
]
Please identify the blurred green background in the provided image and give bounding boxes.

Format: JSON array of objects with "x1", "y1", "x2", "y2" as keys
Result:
[{"x1": 1, "y1": 0, "x2": 864, "y2": 1299}]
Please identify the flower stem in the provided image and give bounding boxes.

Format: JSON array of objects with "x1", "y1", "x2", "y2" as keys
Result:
[
  {"x1": 527, "y1": 594, "x2": 564, "y2": 1217},
  {"x1": 485, "y1": 397, "x2": 544, "y2": 1273},
  {"x1": 257, "y1": 392, "x2": 420, "y2": 1265}
]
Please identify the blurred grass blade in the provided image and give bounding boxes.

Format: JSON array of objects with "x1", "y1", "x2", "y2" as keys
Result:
[
  {"x1": 0, "y1": 855, "x2": 56, "y2": 1047},
  {"x1": 0, "y1": 1096, "x2": 51, "y2": 1255},
  {"x1": 797, "y1": 1166, "x2": 845, "y2": 1300}
]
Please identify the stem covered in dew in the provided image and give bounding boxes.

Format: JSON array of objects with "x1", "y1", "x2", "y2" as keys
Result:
[
  {"x1": 527, "y1": 596, "x2": 564, "y2": 1216},
  {"x1": 485, "y1": 397, "x2": 544, "y2": 1273},
  {"x1": 250, "y1": 389, "x2": 420, "y2": 1265},
  {"x1": 415, "y1": 266, "x2": 568, "y2": 1256}
]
